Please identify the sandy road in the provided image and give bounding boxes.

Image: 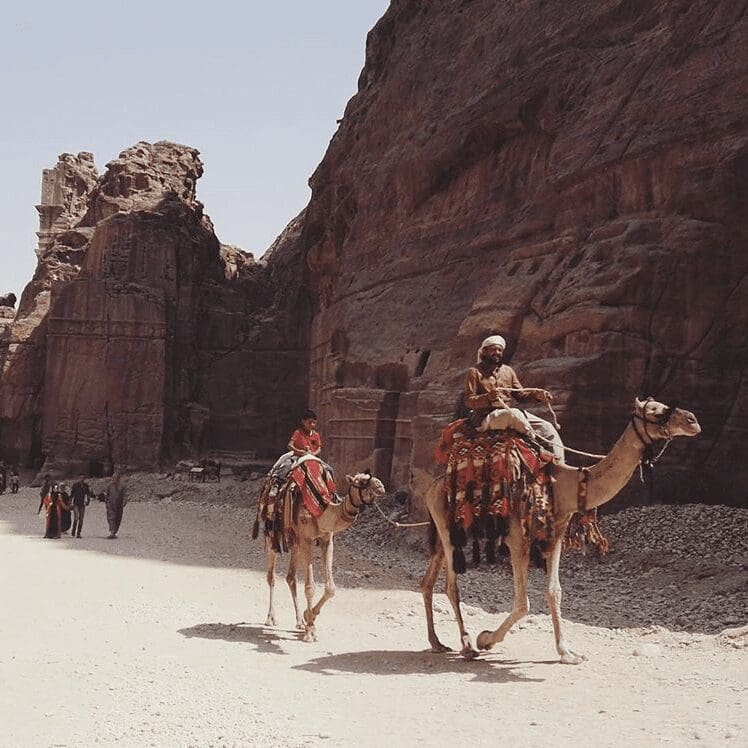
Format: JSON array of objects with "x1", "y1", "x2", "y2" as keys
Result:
[{"x1": 0, "y1": 485, "x2": 745, "y2": 747}]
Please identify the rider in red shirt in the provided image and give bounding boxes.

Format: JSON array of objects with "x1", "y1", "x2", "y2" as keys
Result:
[{"x1": 288, "y1": 410, "x2": 322, "y2": 457}]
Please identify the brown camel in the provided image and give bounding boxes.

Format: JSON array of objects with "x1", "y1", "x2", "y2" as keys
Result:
[
  {"x1": 264, "y1": 469, "x2": 386, "y2": 642},
  {"x1": 420, "y1": 397, "x2": 701, "y2": 663}
]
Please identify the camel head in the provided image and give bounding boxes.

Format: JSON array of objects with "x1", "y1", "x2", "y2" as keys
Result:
[
  {"x1": 633, "y1": 397, "x2": 701, "y2": 441},
  {"x1": 344, "y1": 470, "x2": 386, "y2": 505}
]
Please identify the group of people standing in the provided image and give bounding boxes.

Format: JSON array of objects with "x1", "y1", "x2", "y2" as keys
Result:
[{"x1": 37, "y1": 473, "x2": 127, "y2": 540}]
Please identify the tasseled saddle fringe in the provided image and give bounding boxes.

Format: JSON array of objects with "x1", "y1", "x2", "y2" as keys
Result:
[
  {"x1": 564, "y1": 510, "x2": 610, "y2": 556},
  {"x1": 450, "y1": 514, "x2": 509, "y2": 573}
]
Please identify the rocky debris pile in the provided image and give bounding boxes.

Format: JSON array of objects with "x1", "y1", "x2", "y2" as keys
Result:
[
  {"x1": 91, "y1": 472, "x2": 746, "y2": 636},
  {"x1": 338, "y1": 499, "x2": 748, "y2": 636}
]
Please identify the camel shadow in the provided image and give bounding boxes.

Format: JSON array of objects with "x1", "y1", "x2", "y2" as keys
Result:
[
  {"x1": 178, "y1": 622, "x2": 301, "y2": 655},
  {"x1": 292, "y1": 649, "x2": 546, "y2": 684}
]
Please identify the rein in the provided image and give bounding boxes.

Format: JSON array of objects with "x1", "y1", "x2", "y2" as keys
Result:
[
  {"x1": 489, "y1": 387, "x2": 605, "y2": 459},
  {"x1": 630, "y1": 409, "x2": 673, "y2": 483},
  {"x1": 372, "y1": 501, "x2": 430, "y2": 528},
  {"x1": 491, "y1": 386, "x2": 562, "y2": 430}
]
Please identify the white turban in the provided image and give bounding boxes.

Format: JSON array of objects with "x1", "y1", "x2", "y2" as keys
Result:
[{"x1": 477, "y1": 335, "x2": 506, "y2": 363}]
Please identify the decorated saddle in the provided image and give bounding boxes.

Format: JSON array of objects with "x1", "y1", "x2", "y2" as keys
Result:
[
  {"x1": 439, "y1": 425, "x2": 608, "y2": 573},
  {"x1": 252, "y1": 456, "x2": 337, "y2": 552}
]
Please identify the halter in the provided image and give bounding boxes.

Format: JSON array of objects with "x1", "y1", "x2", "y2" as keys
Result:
[
  {"x1": 339, "y1": 474, "x2": 375, "y2": 522},
  {"x1": 630, "y1": 401, "x2": 675, "y2": 483}
]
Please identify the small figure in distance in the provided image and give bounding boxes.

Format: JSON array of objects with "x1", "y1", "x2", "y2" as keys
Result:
[
  {"x1": 105, "y1": 472, "x2": 126, "y2": 539},
  {"x1": 70, "y1": 474, "x2": 92, "y2": 538}
]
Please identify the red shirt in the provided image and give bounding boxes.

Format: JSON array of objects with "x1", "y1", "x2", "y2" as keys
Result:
[{"x1": 290, "y1": 428, "x2": 322, "y2": 454}]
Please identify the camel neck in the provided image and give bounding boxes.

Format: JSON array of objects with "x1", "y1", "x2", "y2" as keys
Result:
[
  {"x1": 338, "y1": 485, "x2": 363, "y2": 527},
  {"x1": 582, "y1": 423, "x2": 647, "y2": 509}
]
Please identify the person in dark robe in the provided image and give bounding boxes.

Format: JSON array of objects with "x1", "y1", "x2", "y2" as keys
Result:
[
  {"x1": 58, "y1": 482, "x2": 72, "y2": 535},
  {"x1": 105, "y1": 473, "x2": 126, "y2": 539},
  {"x1": 38, "y1": 474, "x2": 51, "y2": 513}
]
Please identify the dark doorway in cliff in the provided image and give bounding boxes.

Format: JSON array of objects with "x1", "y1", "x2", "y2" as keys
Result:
[
  {"x1": 87, "y1": 460, "x2": 105, "y2": 478},
  {"x1": 415, "y1": 350, "x2": 431, "y2": 377},
  {"x1": 28, "y1": 414, "x2": 43, "y2": 470},
  {"x1": 374, "y1": 392, "x2": 400, "y2": 489}
]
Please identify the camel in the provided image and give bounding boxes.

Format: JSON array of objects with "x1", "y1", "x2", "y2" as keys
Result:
[
  {"x1": 262, "y1": 468, "x2": 386, "y2": 642},
  {"x1": 420, "y1": 397, "x2": 701, "y2": 663}
]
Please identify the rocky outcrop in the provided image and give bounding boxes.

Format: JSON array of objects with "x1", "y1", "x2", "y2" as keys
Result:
[
  {"x1": 2, "y1": 1, "x2": 745, "y2": 507},
  {"x1": 302, "y1": 0, "x2": 748, "y2": 506},
  {"x1": 0, "y1": 142, "x2": 308, "y2": 474}
]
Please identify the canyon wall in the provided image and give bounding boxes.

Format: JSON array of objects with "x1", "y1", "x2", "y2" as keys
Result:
[
  {"x1": 0, "y1": 142, "x2": 308, "y2": 474},
  {"x1": 2, "y1": 0, "x2": 745, "y2": 509},
  {"x1": 302, "y1": 0, "x2": 748, "y2": 506}
]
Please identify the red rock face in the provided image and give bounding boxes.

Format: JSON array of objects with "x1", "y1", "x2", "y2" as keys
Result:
[
  {"x1": 303, "y1": 0, "x2": 748, "y2": 506},
  {"x1": 0, "y1": 143, "x2": 308, "y2": 474}
]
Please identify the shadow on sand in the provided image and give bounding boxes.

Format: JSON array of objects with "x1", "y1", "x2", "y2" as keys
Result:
[
  {"x1": 291, "y1": 649, "x2": 546, "y2": 684},
  {"x1": 178, "y1": 621, "x2": 546, "y2": 684},
  {"x1": 178, "y1": 622, "x2": 302, "y2": 655}
]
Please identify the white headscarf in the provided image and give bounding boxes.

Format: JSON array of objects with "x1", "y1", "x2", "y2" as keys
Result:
[{"x1": 477, "y1": 335, "x2": 506, "y2": 363}]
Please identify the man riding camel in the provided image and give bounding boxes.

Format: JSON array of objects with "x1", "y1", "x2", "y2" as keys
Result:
[{"x1": 464, "y1": 335, "x2": 564, "y2": 462}]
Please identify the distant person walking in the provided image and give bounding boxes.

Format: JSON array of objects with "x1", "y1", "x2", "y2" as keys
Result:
[
  {"x1": 9, "y1": 467, "x2": 20, "y2": 494},
  {"x1": 70, "y1": 475, "x2": 91, "y2": 538},
  {"x1": 105, "y1": 473, "x2": 126, "y2": 539},
  {"x1": 37, "y1": 474, "x2": 52, "y2": 514}
]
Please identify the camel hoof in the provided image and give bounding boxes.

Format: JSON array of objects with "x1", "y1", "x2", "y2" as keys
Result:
[
  {"x1": 560, "y1": 651, "x2": 586, "y2": 665},
  {"x1": 265, "y1": 616, "x2": 276, "y2": 627},
  {"x1": 296, "y1": 619, "x2": 305, "y2": 631},
  {"x1": 460, "y1": 646, "x2": 480, "y2": 660},
  {"x1": 429, "y1": 641, "x2": 452, "y2": 654},
  {"x1": 302, "y1": 626, "x2": 317, "y2": 643},
  {"x1": 476, "y1": 631, "x2": 494, "y2": 651}
]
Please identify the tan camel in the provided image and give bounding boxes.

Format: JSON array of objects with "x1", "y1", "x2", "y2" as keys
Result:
[
  {"x1": 420, "y1": 397, "x2": 701, "y2": 663},
  {"x1": 264, "y1": 469, "x2": 386, "y2": 642}
]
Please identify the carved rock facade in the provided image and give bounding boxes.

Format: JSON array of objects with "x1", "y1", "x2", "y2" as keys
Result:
[
  {"x1": 302, "y1": 0, "x2": 748, "y2": 506},
  {"x1": 0, "y1": 142, "x2": 308, "y2": 474}
]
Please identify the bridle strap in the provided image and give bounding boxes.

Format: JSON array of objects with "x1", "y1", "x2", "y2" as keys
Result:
[
  {"x1": 577, "y1": 467, "x2": 590, "y2": 512},
  {"x1": 631, "y1": 405, "x2": 674, "y2": 483},
  {"x1": 340, "y1": 478, "x2": 371, "y2": 521}
]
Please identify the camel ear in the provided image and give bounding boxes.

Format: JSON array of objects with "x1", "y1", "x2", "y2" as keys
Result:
[
  {"x1": 634, "y1": 397, "x2": 646, "y2": 411},
  {"x1": 345, "y1": 474, "x2": 354, "y2": 485},
  {"x1": 364, "y1": 468, "x2": 371, "y2": 477}
]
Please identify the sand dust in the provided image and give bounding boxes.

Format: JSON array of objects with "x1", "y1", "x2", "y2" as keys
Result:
[{"x1": 0, "y1": 478, "x2": 745, "y2": 747}]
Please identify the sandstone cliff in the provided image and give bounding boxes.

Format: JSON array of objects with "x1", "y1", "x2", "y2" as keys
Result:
[
  {"x1": 302, "y1": 0, "x2": 748, "y2": 506},
  {"x1": 0, "y1": 142, "x2": 308, "y2": 474},
  {"x1": 2, "y1": 1, "x2": 745, "y2": 509}
]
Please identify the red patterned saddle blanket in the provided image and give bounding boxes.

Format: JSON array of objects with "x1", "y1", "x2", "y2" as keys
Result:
[
  {"x1": 285, "y1": 459, "x2": 337, "y2": 518},
  {"x1": 446, "y1": 431, "x2": 555, "y2": 541},
  {"x1": 443, "y1": 432, "x2": 608, "y2": 568}
]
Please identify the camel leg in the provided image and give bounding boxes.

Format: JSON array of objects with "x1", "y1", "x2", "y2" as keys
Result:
[
  {"x1": 420, "y1": 479, "x2": 476, "y2": 657},
  {"x1": 307, "y1": 535, "x2": 336, "y2": 627},
  {"x1": 431, "y1": 517, "x2": 477, "y2": 659},
  {"x1": 419, "y1": 536, "x2": 451, "y2": 653},
  {"x1": 299, "y1": 540, "x2": 317, "y2": 642},
  {"x1": 265, "y1": 547, "x2": 278, "y2": 626},
  {"x1": 477, "y1": 524, "x2": 530, "y2": 651},
  {"x1": 285, "y1": 544, "x2": 304, "y2": 629},
  {"x1": 545, "y1": 534, "x2": 586, "y2": 665}
]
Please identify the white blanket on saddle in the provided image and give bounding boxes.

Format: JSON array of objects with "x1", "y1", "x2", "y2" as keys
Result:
[{"x1": 476, "y1": 407, "x2": 535, "y2": 437}]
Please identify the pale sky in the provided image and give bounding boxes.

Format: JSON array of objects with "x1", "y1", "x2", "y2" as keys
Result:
[{"x1": 0, "y1": 0, "x2": 390, "y2": 297}]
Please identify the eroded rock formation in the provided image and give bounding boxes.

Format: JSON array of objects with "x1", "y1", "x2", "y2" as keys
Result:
[
  {"x1": 302, "y1": 0, "x2": 748, "y2": 506},
  {"x1": 0, "y1": 142, "x2": 308, "y2": 474},
  {"x1": 2, "y1": 1, "x2": 745, "y2": 509}
]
